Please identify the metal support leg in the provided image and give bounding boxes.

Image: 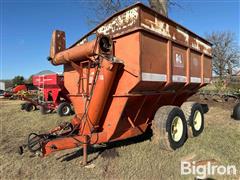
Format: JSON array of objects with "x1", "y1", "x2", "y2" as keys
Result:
[{"x1": 83, "y1": 135, "x2": 88, "y2": 165}]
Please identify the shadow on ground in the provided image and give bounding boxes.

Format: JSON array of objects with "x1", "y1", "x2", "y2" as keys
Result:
[{"x1": 57, "y1": 128, "x2": 153, "y2": 162}]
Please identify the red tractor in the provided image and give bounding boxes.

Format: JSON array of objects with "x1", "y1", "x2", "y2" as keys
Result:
[{"x1": 21, "y1": 74, "x2": 73, "y2": 116}]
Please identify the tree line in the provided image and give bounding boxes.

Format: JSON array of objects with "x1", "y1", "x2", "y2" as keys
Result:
[{"x1": 2, "y1": 75, "x2": 33, "y2": 89}]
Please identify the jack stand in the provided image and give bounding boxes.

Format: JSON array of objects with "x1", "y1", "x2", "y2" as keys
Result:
[{"x1": 83, "y1": 135, "x2": 89, "y2": 165}]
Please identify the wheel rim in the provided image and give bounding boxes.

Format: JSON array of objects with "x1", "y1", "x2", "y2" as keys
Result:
[
  {"x1": 193, "y1": 110, "x2": 202, "y2": 131},
  {"x1": 29, "y1": 105, "x2": 33, "y2": 111},
  {"x1": 171, "y1": 116, "x2": 184, "y2": 142},
  {"x1": 62, "y1": 106, "x2": 70, "y2": 115},
  {"x1": 46, "y1": 109, "x2": 52, "y2": 113}
]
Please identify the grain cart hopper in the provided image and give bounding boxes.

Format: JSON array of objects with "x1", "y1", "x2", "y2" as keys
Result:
[{"x1": 19, "y1": 3, "x2": 212, "y2": 165}]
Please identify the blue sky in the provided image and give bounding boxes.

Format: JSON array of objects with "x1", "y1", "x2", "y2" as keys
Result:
[{"x1": 1, "y1": 0, "x2": 239, "y2": 80}]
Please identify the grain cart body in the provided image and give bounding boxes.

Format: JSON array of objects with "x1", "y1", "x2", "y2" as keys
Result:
[
  {"x1": 32, "y1": 74, "x2": 68, "y2": 103},
  {"x1": 21, "y1": 3, "x2": 212, "y2": 164}
]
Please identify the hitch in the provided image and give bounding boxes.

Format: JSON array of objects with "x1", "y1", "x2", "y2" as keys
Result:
[
  {"x1": 18, "y1": 133, "x2": 52, "y2": 156},
  {"x1": 17, "y1": 121, "x2": 91, "y2": 165},
  {"x1": 18, "y1": 122, "x2": 74, "y2": 156}
]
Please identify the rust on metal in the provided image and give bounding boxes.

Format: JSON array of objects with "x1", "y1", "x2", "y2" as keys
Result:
[
  {"x1": 50, "y1": 35, "x2": 113, "y2": 65},
  {"x1": 22, "y1": 3, "x2": 212, "y2": 165},
  {"x1": 50, "y1": 30, "x2": 66, "y2": 59}
]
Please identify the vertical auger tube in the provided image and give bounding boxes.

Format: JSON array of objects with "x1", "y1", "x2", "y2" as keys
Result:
[
  {"x1": 86, "y1": 59, "x2": 120, "y2": 131},
  {"x1": 49, "y1": 32, "x2": 117, "y2": 132}
]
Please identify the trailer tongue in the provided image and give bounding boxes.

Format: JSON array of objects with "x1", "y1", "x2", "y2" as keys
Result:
[{"x1": 19, "y1": 3, "x2": 212, "y2": 165}]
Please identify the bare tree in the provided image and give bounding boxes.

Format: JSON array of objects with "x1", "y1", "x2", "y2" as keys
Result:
[
  {"x1": 149, "y1": 0, "x2": 168, "y2": 16},
  {"x1": 206, "y1": 31, "x2": 240, "y2": 79},
  {"x1": 86, "y1": 0, "x2": 139, "y2": 25},
  {"x1": 149, "y1": 0, "x2": 183, "y2": 17},
  {"x1": 87, "y1": 0, "x2": 180, "y2": 26}
]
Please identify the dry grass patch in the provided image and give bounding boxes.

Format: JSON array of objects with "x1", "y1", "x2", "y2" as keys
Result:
[{"x1": 0, "y1": 98, "x2": 239, "y2": 179}]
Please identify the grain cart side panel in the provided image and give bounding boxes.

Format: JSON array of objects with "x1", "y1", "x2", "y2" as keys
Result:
[
  {"x1": 190, "y1": 51, "x2": 202, "y2": 83},
  {"x1": 139, "y1": 32, "x2": 167, "y2": 92},
  {"x1": 63, "y1": 64, "x2": 86, "y2": 115},
  {"x1": 113, "y1": 33, "x2": 141, "y2": 77},
  {"x1": 100, "y1": 32, "x2": 142, "y2": 139},
  {"x1": 139, "y1": 4, "x2": 212, "y2": 93},
  {"x1": 140, "y1": 5, "x2": 212, "y2": 56},
  {"x1": 203, "y1": 56, "x2": 212, "y2": 84},
  {"x1": 172, "y1": 43, "x2": 187, "y2": 83}
]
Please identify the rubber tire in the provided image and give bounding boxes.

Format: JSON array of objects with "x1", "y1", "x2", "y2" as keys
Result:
[
  {"x1": 57, "y1": 102, "x2": 71, "y2": 116},
  {"x1": 232, "y1": 103, "x2": 240, "y2": 120},
  {"x1": 40, "y1": 104, "x2": 52, "y2": 115},
  {"x1": 25, "y1": 103, "x2": 35, "y2": 112},
  {"x1": 152, "y1": 106, "x2": 187, "y2": 151},
  {"x1": 181, "y1": 102, "x2": 204, "y2": 138},
  {"x1": 21, "y1": 103, "x2": 27, "y2": 110}
]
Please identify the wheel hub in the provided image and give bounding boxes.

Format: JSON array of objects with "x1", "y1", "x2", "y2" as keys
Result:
[
  {"x1": 193, "y1": 110, "x2": 202, "y2": 131},
  {"x1": 171, "y1": 116, "x2": 183, "y2": 142},
  {"x1": 62, "y1": 106, "x2": 70, "y2": 115}
]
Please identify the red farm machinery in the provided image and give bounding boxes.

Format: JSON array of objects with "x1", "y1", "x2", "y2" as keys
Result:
[
  {"x1": 21, "y1": 73, "x2": 73, "y2": 116},
  {"x1": 3, "y1": 84, "x2": 37, "y2": 98},
  {"x1": 19, "y1": 3, "x2": 212, "y2": 165}
]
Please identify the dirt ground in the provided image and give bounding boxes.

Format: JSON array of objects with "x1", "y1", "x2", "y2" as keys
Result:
[{"x1": 0, "y1": 96, "x2": 240, "y2": 180}]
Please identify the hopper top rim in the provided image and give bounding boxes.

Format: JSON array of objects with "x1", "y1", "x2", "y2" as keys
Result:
[{"x1": 69, "y1": 2, "x2": 212, "y2": 49}]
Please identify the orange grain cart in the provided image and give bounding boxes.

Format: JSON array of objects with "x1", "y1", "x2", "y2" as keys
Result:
[{"x1": 20, "y1": 3, "x2": 212, "y2": 165}]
